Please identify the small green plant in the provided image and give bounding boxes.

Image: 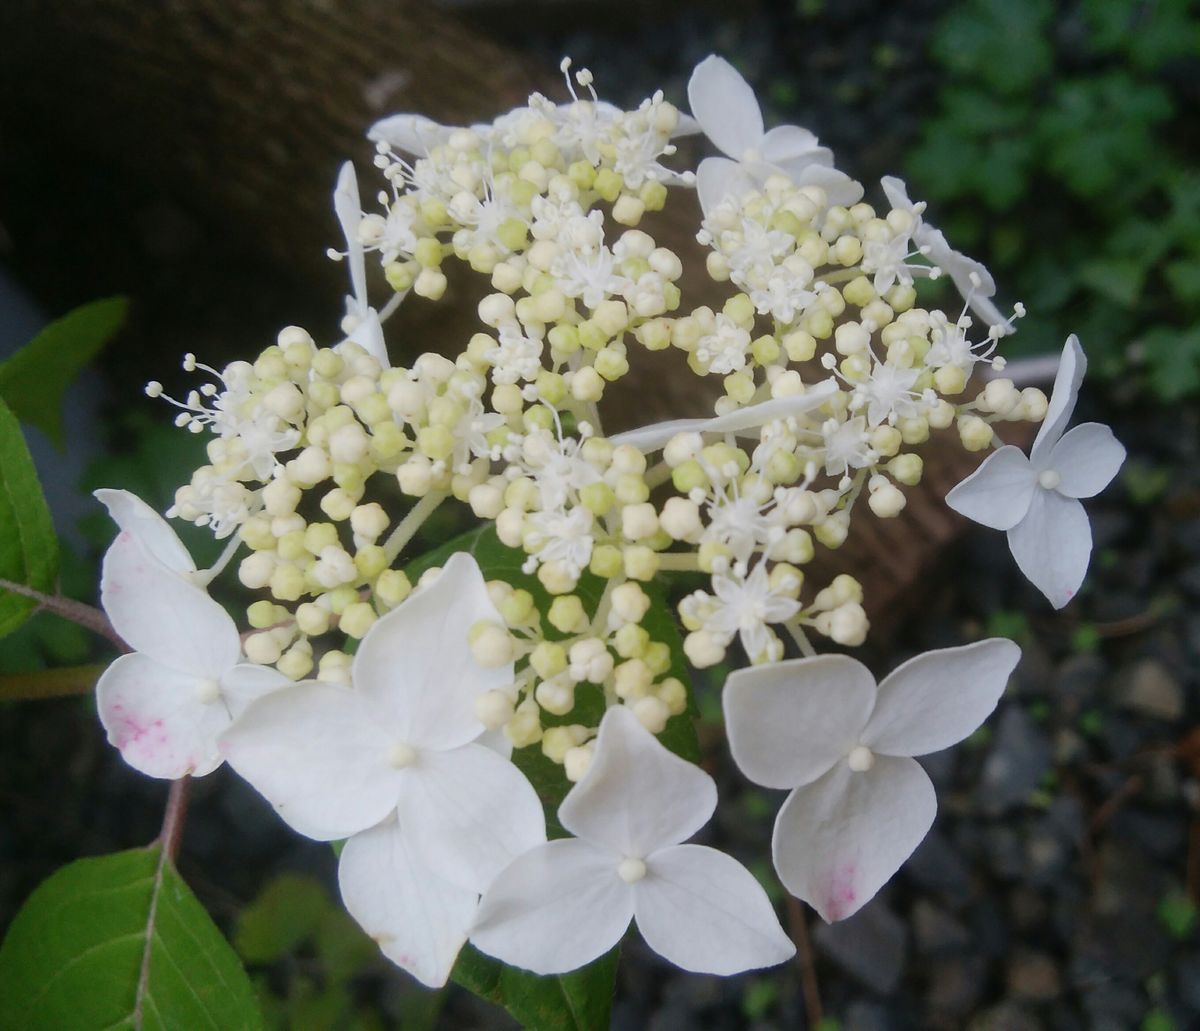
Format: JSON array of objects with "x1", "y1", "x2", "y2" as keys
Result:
[
  {"x1": 911, "y1": 0, "x2": 1200, "y2": 400},
  {"x1": 1156, "y1": 890, "x2": 1199, "y2": 941}
]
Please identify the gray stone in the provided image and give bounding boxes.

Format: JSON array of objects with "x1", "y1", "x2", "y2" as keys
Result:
[
  {"x1": 927, "y1": 956, "x2": 987, "y2": 1020},
  {"x1": 1053, "y1": 654, "x2": 1105, "y2": 710},
  {"x1": 968, "y1": 1001, "x2": 1043, "y2": 1031},
  {"x1": 1079, "y1": 983, "x2": 1147, "y2": 1030},
  {"x1": 981, "y1": 825, "x2": 1026, "y2": 879},
  {"x1": 1174, "y1": 952, "x2": 1200, "y2": 1012},
  {"x1": 912, "y1": 899, "x2": 971, "y2": 955},
  {"x1": 977, "y1": 707, "x2": 1053, "y2": 816},
  {"x1": 906, "y1": 829, "x2": 974, "y2": 905},
  {"x1": 1113, "y1": 658, "x2": 1185, "y2": 721},
  {"x1": 1008, "y1": 886, "x2": 1048, "y2": 930},
  {"x1": 1006, "y1": 950, "x2": 1061, "y2": 1002},
  {"x1": 813, "y1": 899, "x2": 907, "y2": 995},
  {"x1": 843, "y1": 1000, "x2": 897, "y2": 1031}
]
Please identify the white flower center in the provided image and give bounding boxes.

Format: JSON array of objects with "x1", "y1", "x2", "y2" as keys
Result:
[
  {"x1": 847, "y1": 745, "x2": 875, "y2": 773},
  {"x1": 741, "y1": 146, "x2": 762, "y2": 164},
  {"x1": 194, "y1": 678, "x2": 221, "y2": 705},
  {"x1": 617, "y1": 857, "x2": 647, "y2": 884},
  {"x1": 1038, "y1": 469, "x2": 1061, "y2": 491},
  {"x1": 388, "y1": 742, "x2": 418, "y2": 769}
]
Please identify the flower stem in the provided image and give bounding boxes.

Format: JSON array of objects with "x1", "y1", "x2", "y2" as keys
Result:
[
  {"x1": 382, "y1": 491, "x2": 447, "y2": 563},
  {"x1": 786, "y1": 895, "x2": 824, "y2": 1027},
  {"x1": 655, "y1": 552, "x2": 700, "y2": 572},
  {"x1": 159, "y1": 776, "x2": 191, "y2": 862},
  {"x1": 644, "y1": 461, "x2": 672, "y2": 490},
  {"x1": 0, "y1": 577, "x2": 126, "y2": 651},
  {"x1": 785, "y1": 620, "x2": 817, "y2": 658},
  {"x1": 197, "y1": 534, "x2": 243, "y2": 585}
]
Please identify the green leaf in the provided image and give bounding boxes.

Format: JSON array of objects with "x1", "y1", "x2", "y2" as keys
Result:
[
  {"x1": 1078, "y1": 257, "x2": 1146, "y2": 309},
  {"x1": 0, "y1": 846, "x2": 264, "y2": 1030},
  {"x1": 1143, "y1": 327, "x2": 1200, "y2": 401},
  {"x1": 234, "y1": 873, "x2": 329, "y2": 965},
  {"x1": 931, "y1": 0, "x2": 1054, "y2": 94},
  {"x1": 0, "y1": 396, "x2": 59, "y2": 638},
  {"x1": 0, "y1": 297, "x2": 127, "y2": 448},
  {"x1": 1157, "y1": 890, "x2": 1199, "y2": 941},
  {"x1": 451, "y1": 944, "x2": 619, "y2": 1031},
  {"x1": 0, "y1": 662, "x2": 104, "y2": 701}
]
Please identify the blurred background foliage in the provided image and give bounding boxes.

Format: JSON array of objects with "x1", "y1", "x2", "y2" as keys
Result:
[{"x1": 906, "y1": 0, "x2": 1200, "y2": 400}]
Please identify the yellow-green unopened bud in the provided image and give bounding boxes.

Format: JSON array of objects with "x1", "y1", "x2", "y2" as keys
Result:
[
  {"x1": 340, "y1": 602, "x2": 377, "y2": 639},
  {"x1": 548, "y1": 595, "x2": 588, "y2": 635},
  {"x1": 375, "y1": 569, "x2": 412, "y2": 609},
  {"x1": 530, "y1": 641, "x2": 567, "y2": 679}
]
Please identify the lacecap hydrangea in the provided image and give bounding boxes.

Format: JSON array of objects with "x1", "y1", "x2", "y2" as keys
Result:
[{"x1": 93, "y1": 55, "x2": 1124, "y2": 986}]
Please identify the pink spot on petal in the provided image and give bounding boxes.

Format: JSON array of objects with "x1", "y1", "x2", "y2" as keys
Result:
[{"x1": 823, "y1": 863, "x2": 858, "y2": 921}]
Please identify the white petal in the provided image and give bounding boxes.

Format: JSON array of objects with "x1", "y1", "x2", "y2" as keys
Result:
[
  {"x1": 559, "y1": 706, "x2": 716, "y2": 857},
  {"x1": 346, "y1": 306, "x2": 389, "y2": 368},
  {"x1": 94, "y1": 489, "x2": 194, "y2": 575},
  {"x1": 476, "y1": 726, "x2": 513, "y2": 759},
  {"x1": 724, "y1": 655, "x2": 875, "y2": 789},
  {"x1": 471, "y1": 838, "x2": 634, "y2": 975},
  {"x1": 967, "y1": 291, "x2": 1013, "y2": 335},
  {"x1": 672, "y1": 112, "x2": 702, "y2": 137},
  {"x1": 1007, "y1": 489, "x2": 1091, "y2": 609},
  {"x1": 96, "y1": 653, "x2": 228, "y2": 779},
  {"x1": 338, "y1": 819, "x2": 478, "y2": 988},
  {"x1": 219, "y1": 662, "x2": 291, "y2": 718},
  {"x1": 862, "y1": 639, "x2": 1021, "y2": 757},
  {"x1": 772, "y1": 756, "x2": 936, "y2": 923},
  {"x1": 687, "y1": 55, "x2": 763, "y2": 157},
  {"x1": 334, "y1": 162, "x2": 368, "y2": 312},
  {"x1": 353, "y1": 552, "x2": 508, "y2": 751},
  {"x1": 367, "y1": 113, "x2": 452, "y2": 154},
  {"x1": 945, "y1": 445, "x2": 1036, "y2": 531},
  {"x1": 219, "y1": 682, "x2": 403, "y2": 840},
  {"x1": 634, "y1": 844, "x2": 794, "y2": 974},
  {"x1": 761, "y1": 125, "x2": 832, "y2": 167},
  {"x1": 396, "y1": 743, "x2": 546, "y2": 893},
  {"x1": 695, "y1": 157, "x2": 744, "y2": 216},
  {"x1": 1045, "y1": 423, "x2": 1125, "y2": 499},
  {"x1": 1032, "y1": 335, "x2": 1086, "y2": 458},
  {"x1": 100, "y1": 531, "x2": 239, "y2": 677},
  {"x1": 610, "y1": 379, "x2": 837, "y2": 453},
  {"x1": 880, "y1": 175, "x2": 914, "y2": 213},
  {"x1": 793, "y1": 164, "x2": 865, "y2": 207}
]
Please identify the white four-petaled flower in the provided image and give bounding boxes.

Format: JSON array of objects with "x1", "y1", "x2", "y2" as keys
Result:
[
  {"x1": 95, "y1": 489, "x2": 289, "y2": 779},
  {"x1": 219, "y1": 552, "x2": 546, "y2": 987},
  {"x1": 471, "y1": 706, "x2": 795, "y2": 975},
  {"x1": 723, "y1": 639, "x2": 1020, "y2": 922},
  {"x1": 220, "y1": 553, "x2": 545, "y2": 887},
  {"x1": 687, "y1": 55, "x2": 861, "y2": 214},
  {"x1": 946, "y1": 335, "x2": 1125, "y2": 608}
]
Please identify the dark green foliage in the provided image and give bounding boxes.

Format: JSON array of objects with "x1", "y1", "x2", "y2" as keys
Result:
[
  {"x1": 909, "y1": 0, "x2": 1200, "y2": 398},
  {"x1": 0, "y1": 847, "x2": 263, "y2": 1030}
]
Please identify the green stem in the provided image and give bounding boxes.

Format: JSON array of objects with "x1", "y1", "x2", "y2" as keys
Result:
[
  {"x1": 655, "y1": 552, "x2": 700, "y2": 572},
  {"x1": 785, "y1": 619, "x2": 817, "y2": 658},
  {"x1": 644, "y1": 461, "x2": 672, "y2": 490},
  {"x1": 382, "y1": 491, "x2": 447, "y2": 563},
  {"x1": 0, "y1": 577, "x2": 126, "y2": 650}
]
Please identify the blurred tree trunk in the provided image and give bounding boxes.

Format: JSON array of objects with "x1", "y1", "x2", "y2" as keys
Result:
[{"x1": 0, "y1": 0, "x2": 1009, "y2": 633}]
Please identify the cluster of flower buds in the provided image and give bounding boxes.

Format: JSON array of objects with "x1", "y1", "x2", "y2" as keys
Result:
[{"x1": 93, "y1": 55, "x2": 1124, "y2": 986}]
